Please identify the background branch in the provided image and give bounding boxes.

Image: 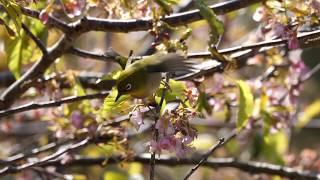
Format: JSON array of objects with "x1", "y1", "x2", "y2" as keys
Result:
[
  {"x1": 0, "y1": 91, "x2": 109, "y2": 118},
  {"x1": 41, "y1": 154, "x2": 320, "y2": 180},
  {"x1": 74, "y1": 0, "x2": 264, "y2": 33}
]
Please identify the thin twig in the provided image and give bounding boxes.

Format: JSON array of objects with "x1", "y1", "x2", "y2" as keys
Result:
[
  {"x1": 1, "y1": 140, "x2": 71, "y2": 165},
  {"x1": 0, "y1": 92, "x2": 109, "y2": 118},
  {"x1": 21, "y1": 23, "x2": 48, "y2": 55},
  {"x1": 301, "y1": 62, "x2": 320, "y2": 82},
  {"x1": 68, "y1": 47, "x2": 122, "y2": 64},
  {"x1": 0, "y1": 124, "x2": 118, "y2": 176},
  {"x1": 32, "y1": 167, "x2": 67, "y2": 180},
  {"x1": 0, "y1": 137, "x2": 90, "y2": 175},
  {"x1": 183, "y1": 130, "x2": 237, "y2": 180}
]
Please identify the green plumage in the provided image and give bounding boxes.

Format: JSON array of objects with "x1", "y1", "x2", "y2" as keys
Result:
[{"x1": 115, "y1": 53, "x2": 194, "y2": 101}]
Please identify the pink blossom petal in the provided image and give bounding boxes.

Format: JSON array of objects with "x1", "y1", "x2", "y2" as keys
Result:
[
  {"x1": 253, "y1": 7, "x2": 266, "y2": 22},
  {"x1": 130, "y1": 109, "x2": 144, "y2": 131},
  {"x1": 39, "y1": 9, "x2": 49, "y2": 24}
]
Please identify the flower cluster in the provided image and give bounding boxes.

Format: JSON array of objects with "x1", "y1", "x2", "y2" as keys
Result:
[
  {"x1": 253, "y1": 6, "x2": 299, "y2": 49},
  {"x1": 62, "y1": 0, "x2": 86, "y2": 18},
  {"x1": 287, "y1": 50, "x2": 307, "y2": 105},
  {"x1": 149, "y1": 108, "x2": 198, "y2": 159}
]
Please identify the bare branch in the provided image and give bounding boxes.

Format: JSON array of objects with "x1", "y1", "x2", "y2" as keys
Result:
[
  {"x1": 0, "y1": 129, "x2": 117, "y2": 176},
  {"x1": 21, "y1": 23, "x2": 48, "y2": 55},
  {"x1": 301, "y1": 62, "x2": 320, "y2": 82},
  {"x1": 68, "y1": 47, "x2": 124, "y2": 65},
  {"x1": 32, "y1": 167, "x2": 68, "y2": 180},
  {"x1": 72, "y1": 0, "x2": 264, "y2": 33},
  {"x1": 0, "y1": 92, "x2": 109, "y2": 118},
  {"x1": 11, "y1": 0, "x2": 263, "y2": 33},
  {"x1": 177, "y1": 29, "x2": 320, "y2": 81},
  {"x1": 0, "y1": 137, "x2": 90, "y2": 175},
  {"x1": 42, "y1": 154, "x2": 320, "y2": 180},
  {"x1": 3, "y1": 140, "x2": 71, "y2": 165},
  {"x1": 183, "y1": 131, "x2": 236, "y2": 179},
  {"x1": 19, "y1": 7, "x2": 70, "y2": 32}
]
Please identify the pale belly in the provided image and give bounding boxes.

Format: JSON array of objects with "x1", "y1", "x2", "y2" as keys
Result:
[{"x1": 131, "y1": 73, "x2": 162, "y2": 99}]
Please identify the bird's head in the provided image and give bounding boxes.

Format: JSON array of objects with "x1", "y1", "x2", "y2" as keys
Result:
[{"x1": 115, "y1": 75, "x2": 136, "y2": 102}]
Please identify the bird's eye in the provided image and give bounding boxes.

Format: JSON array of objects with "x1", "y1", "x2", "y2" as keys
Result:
[{"x1": 125, "y1": 83, "x2": 132, "y2": 90}]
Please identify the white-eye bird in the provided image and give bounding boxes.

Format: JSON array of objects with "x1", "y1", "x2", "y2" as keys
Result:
[{"x1": 115, "y1": 53, "x2": 194, "y2": 101}]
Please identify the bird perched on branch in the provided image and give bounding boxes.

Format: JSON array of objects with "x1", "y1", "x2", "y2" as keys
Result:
[{"x1": 115, "y1": 53, "x2": 195, "y2": 101}]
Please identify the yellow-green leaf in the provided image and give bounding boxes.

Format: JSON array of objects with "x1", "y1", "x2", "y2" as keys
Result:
[
  {"x1": 236, "y1": 80, "x2": 254, "y2": 132},
  {"x1": 154, "y1": 0, "x2": 179, "y2": 14},
  {"x1": 296, "y1": 99, "x2": 320, "y2": 129},
  {"x1": 156, "y1": 79, "x2": 187, "y2": 102},
  {"x1": 6, "y1": 37, "x2": 23, "y2": 78},
  {"x1": 0, "y1": 0, "x2": 22, "y2": 35},
  {"x1": 195, "y1": 0, "x2": 224, "y2": 45},
  {"x1": 4, "y1": 17, "x2": 46, "y2": 79},
  {"x1": 103, "y1": 171, "x2": 127, "y2": 180},
  {"x1": 101, "y1": 88, "x2": 130, "y2": 116},
  {"x1": 262, "y1": 130, "x2": 288, "y2": 164}
]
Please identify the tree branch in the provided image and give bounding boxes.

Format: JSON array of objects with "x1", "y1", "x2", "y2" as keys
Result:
[
  {"x1": 12, "y1": 0, "x2": 263, "y2": 33},
  {"x1": 19, "y1": 6, "x2": 70, "y2": 32},
  {"x1": 72, "y1": 0, "x2": 264, "y2": 33},
  {"x1": 0, "y1": 0, "x2": 260, "y2": 111},
  {"x1": 67, "y1": 47, "x2": 123, "y2": 64},
  {"x1": 1, "y1": 140, "x2": 71, "y2": 165},
  {"x1": 0, "y1": 34, "x2": 74, "y2": 110},
  {"x1": 0, "y1": 91, "x2": 109, "y2": 118},
  {"x1": 183, "y1": 130, "x2": 236, "y2": 179},
  {"x1": 0, "y1": 128, "x2": 118, "y2": 176},
  {"x1": 41, "y1": 154, "x2": 320, "y2": 180},
  {"x1": 177, "y1": 29, "x2": 320, "y2": 81},
  {"x1": 0, "y1": 137, "x2": 90, "y2": 175},
  {"x1": 21, "y1": 23, "x2": 48, "y2": 55}
]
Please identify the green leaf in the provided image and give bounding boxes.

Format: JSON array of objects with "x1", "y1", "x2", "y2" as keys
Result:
[
  {"x1": 154, "y1": 0, "x2": 179, "y2": 14},
  {"x1": 236, "y1": 80, "x2": 254, "y2": 132},
  {"x1": 0, "y1": 0, "x2": 22, "y2": 35},
  {"x1": 156, "y1": 79, "x2": 187, "y2": 102},
  {"x1": 101, "y1": 88, "x2": 130, "y2": 116},
  {"x1": 103, "y1": 171, "x2": 127, "y2": 180},
  {"x1": 167, "y1": 79, "x2": 187, "y2": 101},
  {"x1": 30, "y1": 19, "x2": 48, "y2": 44},
  {"x1": 250, "y1": 131, "x2": 288, "y2": 164},
  {"x1": 296, "y1": 99, "x2": 320, "y2": 129},
  {"x1": 155, "y1": 94, "x2": 167, "y2": 115},
  {"x1": 195, "y1": 0, "x2": 224, "y2": 45},
  {"x1": 6, "y1": 37, "x2": 23, "y2": 78},
  {"x1": 4, "y1": 17, "x2": 47, "y2": 79},
  {"x1": 262, "y1": 130, "x2": 288, "y2": 164},
  {"x1": 261, "y1": 110, "x2": 274, "y2": 136},
  {"x1": 196, "y1": 92, "x2": 212, "y2": 114}
]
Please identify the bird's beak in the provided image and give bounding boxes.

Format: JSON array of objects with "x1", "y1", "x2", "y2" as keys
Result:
[{"x1": 115, "y1": 92, "x2": 122, "y2": 102}]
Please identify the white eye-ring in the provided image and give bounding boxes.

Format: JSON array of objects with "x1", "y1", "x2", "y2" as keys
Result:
[{"x1": 125, "y1": 83, "x2": 132, "y2": 90}]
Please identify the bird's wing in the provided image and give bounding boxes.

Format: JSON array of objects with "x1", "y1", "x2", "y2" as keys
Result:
[{"x1": 141, "y1": 53, "x2": 196, "y2": 73}]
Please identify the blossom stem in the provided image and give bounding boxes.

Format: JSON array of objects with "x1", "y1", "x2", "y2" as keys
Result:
[{"x1": 150, "y1": 74, "x2": 170, "y2": 180}]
